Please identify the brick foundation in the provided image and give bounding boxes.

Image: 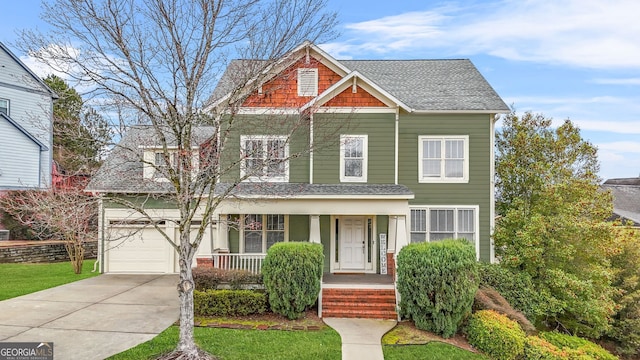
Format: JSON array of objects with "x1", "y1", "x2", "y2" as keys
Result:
[
  {"x1": 196, "y1": 257, "x2": 213, "y2": 267},
  {"x1": 386, "y1": 252, "x2": 395, "y2": 278}
]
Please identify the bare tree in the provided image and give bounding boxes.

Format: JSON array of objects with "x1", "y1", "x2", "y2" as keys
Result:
[
  {"x1": 0, "y1": 188, "x2": 97, "y2": 274},
  {"x1": 20, "y1": 0, "x2": 337, "y2": 358}
]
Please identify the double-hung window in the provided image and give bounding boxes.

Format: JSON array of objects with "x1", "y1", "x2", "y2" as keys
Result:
[
  {"x1": 243, "y1": 214, "x2": 286, "y2": 253},
  {"x1": 0, "y1": 99, "x2": 9, "y2": 116},
  {"x1": 340, "y1": 135, "x2": 367, "y2": 182},
  {"x1": 241, "y1": 135, "x2": 289, "y2": 182},
  {"x1": 410, "y1": 206, "x2": 478, "y2": 258},
  {"x1": 154, "y1": 151, "x2": 177, "y2": 179},
  {"x1": 418, "y1": 136, "x2": 469, "y2": 182}
]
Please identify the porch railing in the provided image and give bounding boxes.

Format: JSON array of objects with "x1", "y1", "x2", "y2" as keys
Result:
[{"x1": 211, "y1": 253, "x2": 266, "y2": 274}]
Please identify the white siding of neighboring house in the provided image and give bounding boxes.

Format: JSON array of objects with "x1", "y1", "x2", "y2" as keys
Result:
[{"x1": 0, "y1": 47, "x2": 53, "y2": 189}]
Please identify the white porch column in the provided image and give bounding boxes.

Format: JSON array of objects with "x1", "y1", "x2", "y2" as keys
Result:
[
  {"x1": 309, "y1": 215, "x2": 321, "y2": 243},
  {"x1": 395, "y1": 215, "x2": 408, "y2": 254},
  {"x1": 216, "y1": 214, "x2": 229, "y2": 251},
  {"x1": 388, "y1": 216, "x2": 397, "y2": 252}
]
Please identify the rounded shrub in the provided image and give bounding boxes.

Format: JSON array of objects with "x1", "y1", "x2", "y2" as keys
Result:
[
  {"x1": 397, "y1": 239, "x2": 479, "y2": 338},
  {"x1": 262, "y1": 242, "x2": 324, "y2": 320},
  {"x1": 524, "y1": 336, "x2": 570, "y2": 360},
  {"x1": 467, "y1": 310, "x2": 526, "y2": 360},
  {"x1": 540, "y1": 332, "x2": 618, "y2": 360}
]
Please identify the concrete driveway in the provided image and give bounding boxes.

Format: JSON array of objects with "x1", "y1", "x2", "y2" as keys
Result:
[{"x1": 0, "y1": 274, "x2": 179, "y2": 360}]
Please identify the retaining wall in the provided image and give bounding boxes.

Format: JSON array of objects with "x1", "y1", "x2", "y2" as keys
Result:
[{"x1": 0, "y1": 240, "x2": 98, "y2": 263}]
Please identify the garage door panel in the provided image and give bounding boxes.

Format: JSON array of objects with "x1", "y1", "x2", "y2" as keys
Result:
[{"x1": 106, "y1": 227, "x2": 172, "y2": 273}]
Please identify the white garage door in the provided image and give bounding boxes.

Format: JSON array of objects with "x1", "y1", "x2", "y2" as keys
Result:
[{"x1": 106, "y1": 226, "x2": 173, "y2": 273}]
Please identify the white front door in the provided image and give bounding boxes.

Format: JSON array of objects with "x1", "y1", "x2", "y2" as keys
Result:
[{"x1": 340, "y1": 217, "x2": 366, "y2": 270}]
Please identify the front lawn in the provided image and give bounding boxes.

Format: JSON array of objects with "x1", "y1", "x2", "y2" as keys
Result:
[
  {"x1": 0, "y1": 260, "x2": 99, "y2": 300},
  {"x1": 383, "y1": 343, "x2": 487, "y2": 359},
  {"x1": 108, "y1": 325, "x2": 342, "y2": 360}
]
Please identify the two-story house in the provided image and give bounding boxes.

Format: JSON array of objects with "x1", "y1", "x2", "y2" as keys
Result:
[
  {"x1": 89, "y1": 42, "x2": 508, "y2": 318},
  {"x1": 0, "y1": 42, "x2": 56, "y2": 191}
]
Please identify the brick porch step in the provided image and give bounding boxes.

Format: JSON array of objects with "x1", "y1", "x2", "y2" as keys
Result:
[{"x1": 321, "y1": 288, "x2": 397, "y2": 320}]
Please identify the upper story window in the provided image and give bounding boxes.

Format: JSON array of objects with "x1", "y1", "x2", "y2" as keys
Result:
[
  {"x1": 340, "y1": 135, "x2": 368, "y2": 182},
  {"x1": 410, "y1": 206, "x2": 479, "y2": 259},
  {"x1": 418, "y1": 135, "x2": 469, "y2": 183},
  {"x1": 0, "y1": 99, "x2": 9, "y2": 116},
  {"x1": 241, "y1": 135, "x2": 289, "y2": 182},
  {"x1": 142, "y1": 148, "x2": 199, "y2": 182},
  {"x1": 154, "y1": 151, "x2": 177, "y2": 179},
  {"x1": 297, "y1": 68, "x2": 318, "y2": 96}
]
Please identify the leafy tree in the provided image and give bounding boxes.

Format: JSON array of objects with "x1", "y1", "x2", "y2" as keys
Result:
[
  {"x1": 20, "y1": 0, "x2": 337, "y2": 358},
  {"x1": 494, "y1": 111, "x2": 617, "y2": 337},
  {"x1": 44, "y1": 74, "x2": 110, "y2": 173}
]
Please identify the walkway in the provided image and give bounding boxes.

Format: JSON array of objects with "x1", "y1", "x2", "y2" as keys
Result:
[
  {"x1": 0, "y1": 274, "x2": 179, "y2": 360},
  {"x1": 323, "y1": 318, "x2": 397, "y2": 360}
]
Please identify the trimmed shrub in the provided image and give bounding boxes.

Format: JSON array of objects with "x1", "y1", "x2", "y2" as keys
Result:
[
  {"x1": 478, "y1": 262, "x2": 550, "y2": 322},
  {"x1": 397, "y1": 239, "x2": 479, "y2": 338},
  {"x1": 524, "y1": 336, "x2": 571, "y2": 360},
  {"x1": 540, "y1": 332, "x2": 617, "y2": 360},
  {"x1": 467, "y1": 310, "x2": 526, "y2": 360},
  {"x1": 262, "y1": 242, "x2": 324, "y2": 320},
  {"x1": 193, "y1": 289, "x2": 267, "y2": 316},
  {"x1": 474, "y1": 286, "x2": 536, "y2": 334},
  {"x1": 192, "y1": 267, "x2": 262, "y2": 291}
]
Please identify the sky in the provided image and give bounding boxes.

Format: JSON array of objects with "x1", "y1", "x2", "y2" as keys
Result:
[{"x1": 1, "y1": 0, "x2": 639, "y2": 181}]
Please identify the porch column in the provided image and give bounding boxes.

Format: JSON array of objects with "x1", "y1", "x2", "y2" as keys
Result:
[
  {"x1": 309, "y1": 215, "x2": 321, "y2": 243},
  {"x1": 388, "y1": 216, "x2": 397, "y2": 252},
  {"x1": 395, "y1": 215, "x2": 408, "y2": 254},
  {"x1": 216, "y1": 214, "x2": 229, "y2": 251}
]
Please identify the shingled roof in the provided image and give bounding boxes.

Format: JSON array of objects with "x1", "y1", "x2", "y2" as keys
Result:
[{"x1": 602, "y1": 177, "x2": 640, "y2": 226}]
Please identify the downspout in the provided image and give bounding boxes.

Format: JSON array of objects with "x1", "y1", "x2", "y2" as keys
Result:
[
  {"x1": 309, "y1": 112, "x2": 314, "y2": 184},
  {"x1": 489, "y1": 114, "x2": 497, "y2": 263},
  {"x1": 394, "y1": 106, "x2": 399, "y2": 185}
]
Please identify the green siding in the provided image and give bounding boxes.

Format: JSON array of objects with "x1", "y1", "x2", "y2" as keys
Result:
[
  {"x1": 320, "y1": 215, "x2": 331, "y2": 273},
  {"x1": 289, "y1": 215, "x2": 309, "y2": 242},
  {"x1": 220, "y1": 115, "x2": 309, "y2": 183},
  {"x1": 313, "y1": 113, "x2": 395, "y2": 184},
  {"x1": 398, "y1": 113, "x2": 493, "y2": 262}
]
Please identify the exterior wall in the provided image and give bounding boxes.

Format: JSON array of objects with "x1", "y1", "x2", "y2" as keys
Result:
[
  {"x1": 320, "y1": 215, "x2": 331, "y2": 273},
  {"x1": 0, "y1": 49, "x2": 53, "y2": 189},
  {"x1": 0, "y1": 118, "x2": 41, "y2": 188},
  {"x1": 324, "y1": 86, "x2": 386, "y2": 107},
  {"x1": 398, "y1": 113, "x2": 493, "y2": 261},
  {"x1": 289, "y1": 215, "x2": 309, "y2": 242},
  {"x1": 313, "y1": 113, "x2": 396, "y2": 184},
  {"x1": 220, "y1": 114, "x2": 310, "y2": 183}
]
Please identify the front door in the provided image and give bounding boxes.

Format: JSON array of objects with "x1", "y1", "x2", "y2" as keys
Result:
[{"x1": 340, "y1": 217, "x2": 366, "y2": 270}]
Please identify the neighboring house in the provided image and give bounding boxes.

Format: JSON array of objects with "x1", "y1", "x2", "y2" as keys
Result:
[
  {"x1": 88, "y1": 42, "x2": 508, "y2": 318},
  {"x1": 0, "y1": 42, "x2": 57, "y2": 237},
  {"x1": 0, "y1": 42, "x2": 56, "y2": 190},
  {"x1": 602, "y1": 177, "x2": 640, "y2": 227}
]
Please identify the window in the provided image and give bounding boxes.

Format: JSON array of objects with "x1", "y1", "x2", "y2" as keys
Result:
[
  {"x1": 340, "y1": 135, "x2": 367, "y2": 182},
  {"x1": 242, "y1": 214, "x2": 286, "y2": 253},
  {"x1": 154, "y1": 151, "x2": 177, "y2": 178},
  {"x1": 0, "y1": 99, "x2": 8, "y2": 116},
  {"x1": 418, "y1": 136, "x2": 469, "y2": 182},
  {"x1": 410, "y1": 206, "x2": 478, "y2": 249},
  {"x1": 241, "y1": 135, "x2": 289, "y2": 182},
  {"x1": 297, "y1": 68, "x2": 318, "y2": 96}
]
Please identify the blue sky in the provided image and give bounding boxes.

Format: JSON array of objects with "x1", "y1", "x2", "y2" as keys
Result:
[{"x1": 2, "y1": 0, "x2": 639, "y2": 181}]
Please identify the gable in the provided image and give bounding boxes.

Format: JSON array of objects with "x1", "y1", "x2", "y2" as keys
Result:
[
  {"x1": 323, "y1": 85, "x2": 386, "y2": 107},
  {"x1": 242, "y1": 57, "x2": 343, "y2": 108},
  {"x1": 0, "y1": 43, "x2": 57, "y2": 97}
]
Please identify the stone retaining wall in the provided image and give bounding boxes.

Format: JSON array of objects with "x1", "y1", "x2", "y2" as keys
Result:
[{"x1": 0, "y1": 240, "x2": 98, "y2": 263}]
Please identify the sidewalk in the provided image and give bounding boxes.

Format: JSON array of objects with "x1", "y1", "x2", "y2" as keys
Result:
[{"x1": 323, "y1": 318, "x2": 397, "y2": 360}]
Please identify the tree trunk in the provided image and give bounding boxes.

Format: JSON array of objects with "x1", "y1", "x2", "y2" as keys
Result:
[{"x1": 176, "y1": 253, "x2": 198, "y2": 357}]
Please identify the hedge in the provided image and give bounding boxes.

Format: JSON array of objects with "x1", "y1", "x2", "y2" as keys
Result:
[
  {"x1": 192, "y1": 267, "x2": 262, "y2": 291},
  {"x1": 193, "y1": 289, "x2": 267, "y2": 316},
  {"x1": 467, "y1": 310, "x2": 526, "y2": 360},
  {"x1": 524, "y1": 336, "x2": 571, "y2": 360},
  {"x1": 397, "y1": 239, "x2": 479, "y2": 338},
  {"x1": 262, "y1": 242, "x2": 324, "y2": 320},
  {"x1": 540, "y1": 332, "x2": 617, "y2": 360}
]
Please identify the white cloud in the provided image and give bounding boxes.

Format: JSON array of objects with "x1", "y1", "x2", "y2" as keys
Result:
[
  {"x1": 327, "y1": 0, "x2": 640, "y2": 69},
  {"x1": 597, "y1": 141, "x2": 640, "y2": 153},
  {"x1": 592, "y1": 78, "x2": 640, "y2": 85}
]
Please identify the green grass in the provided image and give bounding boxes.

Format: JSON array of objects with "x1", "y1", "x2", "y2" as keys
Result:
[
  {"x1": 108, "y1": 326, "x2": 342, "y2": 360},
  {"x1": 0, "y1": 260, "x2": 99, "y2": 300},
  {"x1": 383, "y1": 342, "x2": 488, "y2": 359}
]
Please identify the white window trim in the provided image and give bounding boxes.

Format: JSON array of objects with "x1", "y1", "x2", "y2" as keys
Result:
[
  {"x1": 297, "y1": 68, "x2": 318, "y2": 97},
  {"x1": 418, "y1": 135, "x2": 469, "y2": 183},
  {"x1": 340, "y1": 134, "x2": 368, "y2": 183},
  {"x1": 0, "y1": 98, "x2": 9, "y2": 116},
  {"x1": 240, "y1": 135, "x2": 290, "y2": 182},
  {"x1": 240, "y1": 214, "x2": 289, "y2": 253},
  {"x1": 409, "y1": 205, "x2": 480, "y2": 260}
]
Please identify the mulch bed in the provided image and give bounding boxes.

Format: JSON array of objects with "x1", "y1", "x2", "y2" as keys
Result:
[{"x1": 194, "y1": 309, "x2": 326, "y2": 331}]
